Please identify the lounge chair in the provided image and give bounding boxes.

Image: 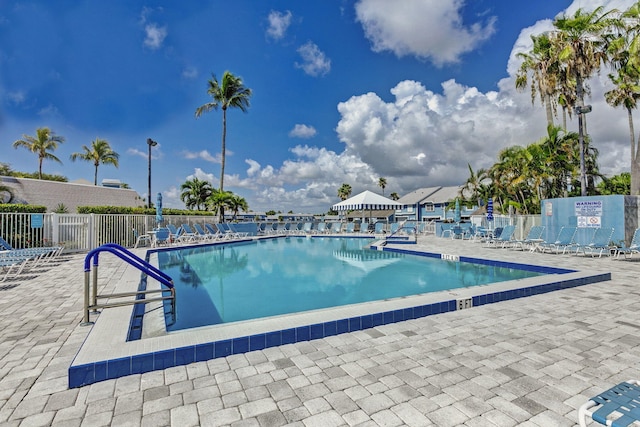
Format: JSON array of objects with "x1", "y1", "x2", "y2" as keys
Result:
[
  {"x1": 316, "y1": 222, "x2": 326, "y2": 234},
  {"x1": 180, "y1": 224, "x2": 202, "y2": 242},
  {"x1": 0, "y1": 236, "x2": 12, "y2": 250},
  {"x1": 373, "y1": 222, "x2": 385, "y2": 235},
  {"x1": 575, "y1": 227, "x2": 614, "y2": 257},
  {"x1": 133, "y1": 229, "x2": 152, "y2": 248},
  {"x1": 578, "y1": 380, "x2": 640, "y2": 427},
  {"x1": 538, "y1": 226, "x2": 577, "y2": 254},
  {"x1": 485, "y1": 225, "x2": 516, "y2": 248},
  {"x1": 193, "y1": 223, "x2": 217, "y2": 241},
  {"x1": 616, "y1": 228, "x2": 640, "y2": 259},
  {"x1": 153, "y1": 228, "x2": 171, "y2": 246},
  {"x1": 511, "y1": 225, "x2": 545, "y2": 251},
  {"x1": 344, "y1": 223, "x2": 355, "y2": 234},
  {"x1": 301, "y1": 222, "x2": 313, "y2": 234}
]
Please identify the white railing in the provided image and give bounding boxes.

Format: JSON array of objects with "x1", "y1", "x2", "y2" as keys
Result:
[
  {"x1": 0, "y1": 213, "x2": 217, "y2": 253},
  {"x1": 0, "y1": 212, "x2": 543, "y2": 252}
]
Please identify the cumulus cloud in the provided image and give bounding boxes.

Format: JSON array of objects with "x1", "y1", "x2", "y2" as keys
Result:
[
  {"x1": 181, "y1": 66, "x2": 198, "y2": 80},
  {"x1": 182, "y1": 149, "x2": 222, "y2": 163},
  {"x1": 355, "y1": 0, "x2": 496, "y2": 66},
  {"x1": 143, "y1": 23, "x2": 167, "y2": 50},
  {"x1": 266, "y1": 10, "x2": 292, "y2": 40},
  {"x1": 295, "y1": 42, "x2": 331, "y2": 77},
  {"x1": 289, "y1": 124, "x2": 317, "y2": 138}
]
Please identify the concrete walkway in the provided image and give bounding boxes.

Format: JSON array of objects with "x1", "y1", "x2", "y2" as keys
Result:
[{"x1": 0, "y1": 235, "x2": 638, "y2": 426}]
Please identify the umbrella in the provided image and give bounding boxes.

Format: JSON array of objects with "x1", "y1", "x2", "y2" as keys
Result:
[
  {"x1": 332, "y1": 190, "x2": 402, "y2": 222},
  {"x1": 454, "y1": 199, "x2": 461, "y2": 223},
  {"x1": 156, "y1": 192, "x2": 164, "y2": 226},
  {"x1": 486, "y1": 197, "x2": 493, "y2": 223}
]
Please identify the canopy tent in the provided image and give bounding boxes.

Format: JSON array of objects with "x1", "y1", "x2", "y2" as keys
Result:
[
  {"x1": 332, "y1": 190, "x2": 401, "y2": 211},
  {"x1": 332, "y1": 190, "x2": 402, "y2": 225}
]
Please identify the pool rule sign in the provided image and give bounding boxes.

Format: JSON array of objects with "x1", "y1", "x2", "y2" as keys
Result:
[{"x1": 575, "y1": 200, "x2": 602, "y2": 228}]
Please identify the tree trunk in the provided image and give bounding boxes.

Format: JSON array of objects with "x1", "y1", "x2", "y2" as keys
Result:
[
  {"x1": 544, "y1": 93, "x2": 554, "y2": 127},
  {"x1": 630, "y1": 107, "x2": 639, "y2": 195},
  {"x1": 219, "y1": 107, "x2": 227, "y2": 222}
]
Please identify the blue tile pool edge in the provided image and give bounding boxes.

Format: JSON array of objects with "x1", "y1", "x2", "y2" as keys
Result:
[{"x1": 68, "y1": 246, "x2": 610, "y2": 388}]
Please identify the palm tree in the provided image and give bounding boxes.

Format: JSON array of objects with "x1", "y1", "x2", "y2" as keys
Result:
[
  {"x1": 553, "y1": 6, "x2": 617, "y2": 195},
  {"x1": 227, "y1": 193, "x2": 249, "y2": 220},
  {"x1": 12, "y1": 127, "x2": 65, "y2": 179},
  {"x1": 515, "y1": 33, "x2": 560, "y2": 126},
  {"x1": 377, "y1": 177, "x2": 387, "y2": 196},
  {"x1": 207, "y1": 189, "x2": 234, "y2": 221},
  {"x1": 69, "y1": 138, "x2": 120, "y2": 185},
  {"x1": 460, "y1": 164, "x2": 491, "y2": 207},
  {"x1": 180, "y1": 178, "x2": 213, "y2": 211},
  {"x1": 337, "y1": 183, "x2": 352, "y2": 201},
  {"x1": 195, "y1": 71, "x2": 252, "y2": 192},
  {"x1": 606, "y1": 5, "x2": 640, "y2": 194},
  {"x1": 389, "y1": 192, "x2": 400, "y2": 201}
]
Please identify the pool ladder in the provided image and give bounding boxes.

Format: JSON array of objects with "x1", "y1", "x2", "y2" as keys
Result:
[{"x1": 82, "y1": 243, "x2": 175, "y2": 325}]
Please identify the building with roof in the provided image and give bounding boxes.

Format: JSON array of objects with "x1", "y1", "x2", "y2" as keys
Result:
[
  {"x1": 0, "y1": 176, "x2": 144, "y2": 212},
  {"x1": 395, "y1": 186, "x2": 477, "y2": 221}
]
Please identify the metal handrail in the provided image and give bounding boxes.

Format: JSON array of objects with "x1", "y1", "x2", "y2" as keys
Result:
[
  {"x1": 82, "y1": 243, "x2": 175, "y2": 325},
  {"x1": 386, "y1": 226, "x2": 418, "y2": 243}
]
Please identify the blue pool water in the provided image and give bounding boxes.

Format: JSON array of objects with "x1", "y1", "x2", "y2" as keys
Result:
[{"x1": 157, "y1": 237, "x2": 545, "y2": 332}]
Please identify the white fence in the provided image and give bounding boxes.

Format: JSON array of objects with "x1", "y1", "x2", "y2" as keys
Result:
[
  {"x1": 0, "y1": 212, "x2": 543, "y2": 253},
  {"x1": 0, "y1": 213, "x2": 216, "y2": 253}
]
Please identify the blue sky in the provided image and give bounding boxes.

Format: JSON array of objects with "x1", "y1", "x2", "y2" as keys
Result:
[{"x1": 1, "y1": 0, "x2": 636, "y2": 213}]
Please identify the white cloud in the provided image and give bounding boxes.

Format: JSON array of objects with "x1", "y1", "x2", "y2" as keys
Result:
[
  {"x1": 289, "y1": 124, "x2": 317, "y2": 138},
  {"x1": 6, "y1": 90, "x2": 25, "y2": 105},
  {"x1": 355, "y1": 0, "x2": 496, "y2": 66},
  {"x1": 295, "y1": 41, "x2": 331, "y2": 77},
  {"x1": 182, "y1": 149, "x2": 222, "y2": 163},
  {"x1": 266, "y1": 10, "x2": 292, "y2": 40},
  {"x1": 143, "y1": 23, "x2": 167, "y2": 50},
  {"x1": 181, "y1": 66, "x2": 198, "y2": 80}
]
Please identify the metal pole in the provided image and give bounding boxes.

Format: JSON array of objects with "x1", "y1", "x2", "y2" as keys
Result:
[{"x1": 147, "y1": 138, "x2": 157, "y2": 209}]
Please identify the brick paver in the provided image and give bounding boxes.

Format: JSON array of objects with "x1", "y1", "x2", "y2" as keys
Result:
[{"x1": 0, "y1": 236, "x2": 636, "y2": 426}]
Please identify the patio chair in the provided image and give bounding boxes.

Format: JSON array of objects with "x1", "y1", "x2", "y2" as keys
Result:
[
  {"x1": 485, "y1": 225, "x2": 516, "y2": 248},
  {"x1": 0, "y1": 236, "x2": 13, "y2": 250},
  {"x1": 316, "y1": 222, "x2": 326, "y2": 234},
  {"x1": 373, "y1": 222, "x2": 385, "y2": 235},
  {"x1": 133, "y1": 229, "x2": 152, "y2": 248},
  {"x1": 538, "y1": 226, "x2": 577, "y2": 254},
  {"x1": 345, "y1": 223, "x2": 355, "y2": 234},
  {"x1": 576, "y1": 227, "x2": 615, "y2": 257},
  {"x1": 205, "y1": 223, "x2": 227, "y2": 240},
  {"x1": 511, "y1": 225, "x2": 545, "y2": 251},
  {"x1": 616, "y1": 228, "x2": 640, "y2": 259},
  {"x1": 578, "y1": 380, "x2": 640, "y2": 427},
  {"x1": 193, "y1": 223, "x2": 217, "y2": 241},
  {"x1": 153, "y1": 228, "x2": 171, "y2": 246},
  {"x1": 180, "y1": 224, "x2": 202, "y2": 242}
]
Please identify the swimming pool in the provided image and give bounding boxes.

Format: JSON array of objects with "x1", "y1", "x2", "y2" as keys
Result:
[
  {"x1": 158, "y1": 237, "x2": 546, "y2": 332},
  {"x1": 69, "y1": 237, "x2": 610, "y2": 388}
]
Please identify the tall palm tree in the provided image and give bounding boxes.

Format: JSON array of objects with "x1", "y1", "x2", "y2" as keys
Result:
[
  {"x1": 377, "y1": 177, "x2": 387, "y2": 196},
  {"x1": 69, "y1": 138, "x2": 120, "y2": 185},
  {"x1": 606, "y1": 4, "x2": 640, "y2": 194},
  {"x1": 12, "y1": 127, "x2": 65, "y2": 179},
  {"x1": 180, "y1": 177, "x2": 213, "y2": 211},
  {"x1": 337, "y1": 183, "x2": 352, "y2": 201},
  {"x1": 553, "y1": 6, "x2": 617, "y2": 195},
  {"x1": 389, "y1": 192, "x2": 400, "y2": 201},
  {"x1": 227, "y1": 193, "x2": 249, "y2": 220},
  {"x1": 460, "y1": 164, "x2": 490, "y2": 207},
  {"x1": 195, "y1": 71, "x2": 252, "y2": 192},
  {"x1": 207, "y1": 189, "x2": 234, "y2": 220},
  {"x1": 516, "y1": 33, "x2": 560, "y2": 126}
]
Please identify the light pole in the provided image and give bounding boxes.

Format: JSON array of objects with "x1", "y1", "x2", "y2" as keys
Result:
[{"x1": 147, "y1": 138, "x2": 157, "y2": 209}]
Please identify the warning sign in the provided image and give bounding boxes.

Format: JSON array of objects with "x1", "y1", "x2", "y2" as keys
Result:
[
  {"x1": 577, "y1": 216, "x2": 601, "y2": 228},
  {"x1": 575, "y1": 200, "x2": 602, "y2": 216}
]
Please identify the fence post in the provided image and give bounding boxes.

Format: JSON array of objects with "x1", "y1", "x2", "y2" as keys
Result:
[
  {"x1": 88, "y1": 213, "x2": 95, "y2": 249},
  {"x1": 51, "y1": 213, "x2": 59, "y2": 246}
]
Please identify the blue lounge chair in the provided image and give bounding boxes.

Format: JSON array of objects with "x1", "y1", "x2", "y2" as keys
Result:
[
  {"x1": 538, "y1": 226, "x2": 577, "y2": 254},
  {"x1": 193, "y1": 223, "x2": 217, "y2": 241},
  {"x1": 485, "y1": 225, "x2": 516, "y2": 248},
  {"x1": 511, "y1": 225, "x2": 545, "y2": 251},
  {"x1": 316, "y1": 222, "x2": 326, "y2": 234},
  {"x1": 616, "y1": 228, "x2": 640, "y2": 259},
  {"x1": 575, "y1": 227, "x2": 614, "y2": 257},
  {"x1": 344, "y1": 223, "x2": 355, "y2": 234},
  {"x1": 374, "y1": 222, "x2": 385, "y2": 235},
  {"x1": 578, "y1": 380, "x2": 640, "y2": 427},
  {"x1": 133, "y1": 229, "x2": 152, "y2": 248}
]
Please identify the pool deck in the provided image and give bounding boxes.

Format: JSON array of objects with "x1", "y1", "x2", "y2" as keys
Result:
[{"x1": 1, "y1": 234, "x2": 638, "y2": 426}]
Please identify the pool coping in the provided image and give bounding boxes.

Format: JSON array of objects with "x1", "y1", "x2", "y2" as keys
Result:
[{"x1": 68, "y1": 240, "x2": 611, "y2": 388}]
